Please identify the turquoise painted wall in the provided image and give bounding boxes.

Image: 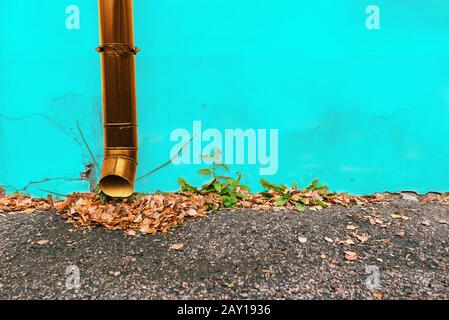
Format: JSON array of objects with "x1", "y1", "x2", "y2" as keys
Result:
[{"x1": 1, "y1": 0, "x2": 449, "y2": 196}]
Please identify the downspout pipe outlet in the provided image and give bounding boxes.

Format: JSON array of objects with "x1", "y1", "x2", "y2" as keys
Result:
[{"x1": 97, "y1": 0, "x2": 139, "y2": 198}]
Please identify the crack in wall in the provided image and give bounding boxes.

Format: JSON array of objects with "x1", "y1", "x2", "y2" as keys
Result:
[
  {"x1": 2, "y1": 163, "x2": 96, "y2": 196},
  {"x1": 0, "y1": 93, "x2": 103, "y2": 196},
  {"x1": 22, "y1": 178, "x2": 84, "y2": 192}
]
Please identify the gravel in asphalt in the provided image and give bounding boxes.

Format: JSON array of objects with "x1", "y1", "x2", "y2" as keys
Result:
[{"x1": 0, "y1": 197, "x2": 448, "y2": 299}]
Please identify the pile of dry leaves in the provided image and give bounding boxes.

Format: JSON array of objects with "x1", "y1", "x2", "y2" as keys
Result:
[
  {"x1": 52, "y1": 188, "x2": 386, "y2": 235},
  {"x1": 0, "y1": 185, "x2": 448, "y2": 236},
  {"x1": 54, "y1": 192, "x2": 221, "y2": 235},
  {"x1": 0, "y1": 192, "x2": 53, "y2": 214}
]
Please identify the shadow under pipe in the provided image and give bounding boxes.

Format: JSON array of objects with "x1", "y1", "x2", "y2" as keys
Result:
[{"x1": 97, "y1": 0, "x2": 139, "y2": 198}]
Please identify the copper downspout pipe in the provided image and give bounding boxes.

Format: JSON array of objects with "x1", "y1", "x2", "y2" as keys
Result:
[{"x1": 97, "y1": 0, "x2": 139, "y2": 197}]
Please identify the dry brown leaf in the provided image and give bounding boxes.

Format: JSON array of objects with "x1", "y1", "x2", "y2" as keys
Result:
[
  {"x1": 186, "y1": 209, "x2": 198, "y2": 217},
  {"x1": 170, "y1": 243, "x2": 184, "y2": 250},
  {"x1": 344, "y1": 251, "x2": 357, "y2": 261},
  {"x1": 421, "y1": 220, "x2": 430, "y2": 226},
  {"x1": 354, "y1": 234, "x2": 369, "y2": 243},
  {"x1": 133, "y1": 214, "x2": 143, "y2": 223},
  {"x1": 125, "y1": 230, "x2": 136, "y2": 236},
  {"x1": 354, "y1": 197, "x2": 366, "y2": 205},
  {"x1": 324, "y1": 237, "x2": 334, "y2": 243},
  {"x1": 340, "y1": 238, "x2": 355, "y2": 245},
  {"x1": 395, "y1": 230, "x2": 405, "y2": 238},
  {"x1": 373, "y1": 292, "x2": 383, "y2": 300},
  {"x1": 298, "y1": 237, "x2": 308, "y2": 244},
  {"x1": 438, "y1": 220, "x2": 448, "y2": 225},
  {"x1": 37, "y1": 240, "x2": 49, "y2": 245},
  {"x1": 346, "y1": 224, "x2": 358, "y2": 231}
]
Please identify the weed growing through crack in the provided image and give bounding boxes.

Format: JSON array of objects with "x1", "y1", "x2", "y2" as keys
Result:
[
  {"x1": 178, "y1": 149, "x2": 249, "y2": 209},
  {"x1": 93, "y1": 148, "x2": 332, "y2": 211}
]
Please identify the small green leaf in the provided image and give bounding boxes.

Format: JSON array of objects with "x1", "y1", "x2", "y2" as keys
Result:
[
  {"x1": 294, "y1": 202, "x2": 305, "y2": 212},
  {"x1": 213, "y1": 181, "x2": 223, "y2": 193},
  {"x1": 236, "y1": 193, "x2": 247, "y2": 199},
  {"x1": 178, "y1": 178, "x2": 197, "y2": 193},
  {"x1": 275, "y1": 194, "x2": 292, "y2": 206},
  {"x1": 207, "y1": 202, "x2": 220, "y2": 211},
  {"x1": 261, "y1": 192, "x2": 273, "y2": 198},
  {"x1": 222, "y1": 193, "x2": 238, "y2": 208},
  {"x1": 305, "y1": 179, "x2": 329, "y2": 193},
  {"x1": 215, "y1": 175, "x2": 234, "y2": 182},
  {"x1": 215, "y1": 162, "x2": 230, "y2": 172},
  {"x1": 229, "y1": 179, "x2": 240, "y2": 190},
  {"x1": 260, "y1": 179, "x2": 287, "y2": 193},
  {"x1": 311, "y1": 199, "x2": 328, "y2": 208},
  {"x1": 306, "y1": 179, "x2": 319, "y2": 191},
  {"x1": 199, "y1": 183, "x2": 213, "y2": 194},
  {"x1": 198, "y1": 168, "x2": 214, "y2": 175}
]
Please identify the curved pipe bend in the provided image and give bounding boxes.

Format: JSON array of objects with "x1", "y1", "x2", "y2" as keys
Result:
[{"x1": 97, "y1": 0, "x2": 139, "y2": 198}]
